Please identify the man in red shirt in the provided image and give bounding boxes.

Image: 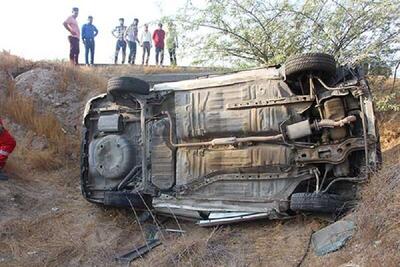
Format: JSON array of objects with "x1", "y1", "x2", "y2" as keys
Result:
[
  {"x1": 152, "y1": 23, "x2": 166, "y2": 66},
  {"x1": 0, "y1": 118, "x2": 16, "y2": 180}
]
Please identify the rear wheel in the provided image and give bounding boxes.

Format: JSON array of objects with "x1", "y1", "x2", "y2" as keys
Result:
[
  {"x1": 290, "y1": 192, "x2": 348, "y2": 213},
  {"x1": 284, "y1": 53, "x2": 337, "y2": 78}
]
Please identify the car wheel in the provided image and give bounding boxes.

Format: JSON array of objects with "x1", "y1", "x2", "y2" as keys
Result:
[
  {"x1": 107, "y1": 76, "x2": 150, "y2": 96},
  {"x1": 284, "y1": 53, "x2": 337, "y2": 78},
  {"x1": 290, "y1": 192, "x2": 348, "y2": 213}
]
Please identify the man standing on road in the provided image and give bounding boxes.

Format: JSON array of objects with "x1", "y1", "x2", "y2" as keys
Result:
[
  {"x1": 140, "y1": 24, "x2": 152, "y2": 65},
  {"x1": 152, "y1": 23, "x2": 166, "y2": 66},
  {"x1": 125, "y1": 18, "x2": 139, "y2": 65},
  {"x1": 112, "y1": 18, "x2": 127, "y2": 64},
  {"x1": 167, "y1": 22, "x2": 178, "y2": 66},
  {"x1": 63, "y1": 7, "x2": 80, "y2": 65},
  {"x1": 81, "y1": 16, "x2": 98, "y2": 66},
  {"x1": 0, "y1": 119, "x2": 16, "y2": 181}
]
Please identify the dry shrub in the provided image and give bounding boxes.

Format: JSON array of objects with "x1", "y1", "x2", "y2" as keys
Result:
[
  {"x1": 25, "y1": 149, "x2": 63, "y2": 171},
  {"x1": 143, "y1": 227, "x2": 246, "y2": 267},
  {"x1": 0, "y1": 50, "x2": 34, "y2": 73},
  {"x1": 0, "y1": 80, "x2": 78, "y2": 170},
  {"x1": 1, "y1": 81, "x2": 68, "y2": 147},
  {"x1": 54, "y1": 63, "x2": 107, "y2": 96},
  {"x1": 352, "y1": 162, "x2": 400, "y2": 265}
]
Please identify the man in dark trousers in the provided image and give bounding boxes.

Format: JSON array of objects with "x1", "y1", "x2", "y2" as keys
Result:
[
  {"x1": 0, "y1": 118, "x2": 16, "y2": 180},
  {"x1": 112, "y1": 18, "x2": 127, "y2": 64},
  {"x1": 63, "y1": 7, "x2": 80, "y2": 65},
  {"x1": 152, "y1": 23, "x2": 166, "y2": 66},
  {"x1": 125, "y1": 18, "x2": 139, "y2": 64},
  {"x1": 81, "y1": 16, "x2": 99, "y2": 66},
  {"x1": 140, "y1": 24, "x2": 152, "y2": 65}
]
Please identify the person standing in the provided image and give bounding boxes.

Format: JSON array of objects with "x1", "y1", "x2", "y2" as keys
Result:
[
  {"x1": 0, "y1": 118, "x2": 16, "y2": 180},
  {"x1": 140, "y1": 24, "x2": 152, "y2": 65},
  {"x1": 112, "y1": 18, "x2": 127, "y2": 64},
  {"x1": 125, "y1": 18, "x2": 139, "y2": 65},
  {"x1": 81, "y1": 16, "x2": 98, "y2": 66},
  {"x1": 63, "y1": 7, "x2": 80, "y2": 65},
  {"x1": 167, "y1": 22, "x2": 178, "y2": 66},
  {"x1": 152, "y1": 23, "x2": 166, "y2": 66}
]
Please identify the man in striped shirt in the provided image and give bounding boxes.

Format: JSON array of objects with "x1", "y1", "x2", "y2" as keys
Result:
[
  {"x1": 0, "y1": 119, "x2": 16, "y2": 180},
  {"x1": 112, "y1": 18, "x2": 127, "y2": 64},
  {"x1": 125, "y1": 18, "x2": 139, "y2": 64}
]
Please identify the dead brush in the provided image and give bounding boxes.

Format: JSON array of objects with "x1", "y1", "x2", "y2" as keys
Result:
[
  {"x1": 54, "y1": 63, "x2": 107, "y2": 96},
  {"x1": 352, "y1": 162, "x2": 400, "y2": 264},
  {"x1": 144, "y1": 227, "x2": 245, "y2": 267},
  {"x1": 0, "y1": 50, "x2": 34, "y2": 73},
  {"x1": 0, "y1": 80, "x2": 77, "y2": 170}
]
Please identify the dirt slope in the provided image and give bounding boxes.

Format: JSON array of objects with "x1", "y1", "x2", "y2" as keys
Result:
[{"x1": 0, "y1": 52, "x2": 399, "y2": 266}]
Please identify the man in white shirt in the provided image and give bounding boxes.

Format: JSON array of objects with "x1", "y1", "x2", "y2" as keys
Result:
[{"x1": 140, "y1": 24, "x2": 152, "y2": 65}]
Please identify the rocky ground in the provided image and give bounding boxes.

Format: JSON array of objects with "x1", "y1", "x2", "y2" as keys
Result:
[{"x1": 0, "y1": 52, "x2": 399, "y2": 266}]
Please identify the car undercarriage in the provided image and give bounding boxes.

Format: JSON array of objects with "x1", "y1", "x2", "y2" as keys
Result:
[{"x1": 81, "y1": 53, "x2": 381, "y2": 226}]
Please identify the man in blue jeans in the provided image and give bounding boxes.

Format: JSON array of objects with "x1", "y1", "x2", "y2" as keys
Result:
[
  {"x1": 112, "y1": 18, "x2": 127, "y2": 64},
  {"x1": 81, "y1": 16, "x2": 99, "y2": 66},
  {"x1": 125, "y1": 18, "x2": 139, "y2": 64}
]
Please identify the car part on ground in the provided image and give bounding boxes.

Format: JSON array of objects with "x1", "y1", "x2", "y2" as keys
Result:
[{"x1": 80, "y1": 53, "x2": 381, "y2": 225}]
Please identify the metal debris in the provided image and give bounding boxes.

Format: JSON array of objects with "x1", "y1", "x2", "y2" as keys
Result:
[
  {"x1": 114, "y1": 239, "x2": 161, "y2": 263},
  {"x1": 312, "y1": 220, "x2": 355, "y2": 256}
]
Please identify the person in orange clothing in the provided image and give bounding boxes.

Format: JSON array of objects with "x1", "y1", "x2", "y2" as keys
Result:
[{"x1": 0, "y1": 118, "x2": 16, "y2": 180}]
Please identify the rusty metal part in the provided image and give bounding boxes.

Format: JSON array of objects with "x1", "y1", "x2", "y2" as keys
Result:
[
  {"x1": 286, "y1": 116, "x2": 356, "y2": 140},
  {"x1": 316, "y1": 77, "x2": 359, "y2": 91},
  {"x1": 323, "y1": 97, "x2": 347, "y2": 140},
  {"x1": 226, "y1": 95, "x2": 315, "y2": 110},
  {"x1": 359, "y1": 95, "x2": 369, "y2": 168},
  {"x1": 333, "y1": 160, "x2": 350, "y2": 177},
  {"x1": 324, "y1": 98, "x2": 345, "y2": 119},
  {"x1": 163, "y1": 111, "x2": 283, "y2": 148},
  {"x1": 314, "y1": 116, "x2": 356, "y2": 129},
  {"x1": 296, "y1": 138, "x2": 371, "y2": 164},
  {"x1": 286, "y1": 120, "x2": 312, "y2": 140}
]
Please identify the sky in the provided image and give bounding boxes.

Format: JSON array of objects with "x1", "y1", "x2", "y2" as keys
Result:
[{"x1": 0, "y1": 0, "x2": 191, "y2": 65}]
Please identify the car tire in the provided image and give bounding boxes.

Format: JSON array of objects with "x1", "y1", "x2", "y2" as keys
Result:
[
  {"x1": 290, "y1": 192, "x2": 347, "y2": 213},
  {"x1": 107, "y1": 76, "x2": 150, "y2": 96},
  {"x1": 284, "y1": 53, "x2": 337, "y2": 78}
]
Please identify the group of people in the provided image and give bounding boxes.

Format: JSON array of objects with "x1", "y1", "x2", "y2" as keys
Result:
[{"x1": 63, "y1": 7, "x2": 179, "y2": 66}]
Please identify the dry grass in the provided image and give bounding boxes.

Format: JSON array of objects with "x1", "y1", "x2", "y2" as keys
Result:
[
  {"x1": 0, "y1": 50, "x2": 34, "y2": 73},
  {"x1": 0, "y1": 79, "x2": 77, "y2": 171},
  {"x1": 140, "y1": 227, "x2": 246, "y2": 267},
  {"x1": 54, "y1": 63, "x2": 107, "y2": 96}
]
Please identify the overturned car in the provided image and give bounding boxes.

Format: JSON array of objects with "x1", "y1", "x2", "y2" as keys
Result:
[{"x1": 81, "y1": 53, "x2": 381, "y2": 226}]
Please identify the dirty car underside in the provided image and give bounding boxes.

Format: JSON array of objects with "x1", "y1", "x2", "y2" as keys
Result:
[{"x1": 81, "y1": 53, "x2": 381, "y2": 226}]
